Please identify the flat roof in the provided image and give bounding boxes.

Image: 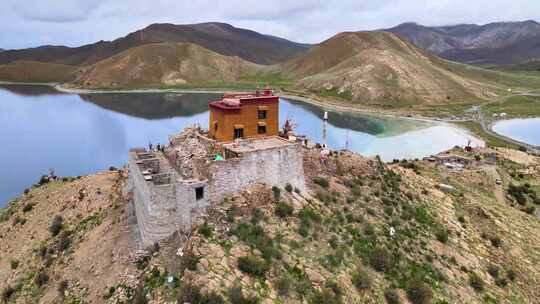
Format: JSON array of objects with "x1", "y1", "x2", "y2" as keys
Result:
[
  {"x1": 209, "y1": 92, "x2": 279, "y2": 111},
  {"x1": 221, "y1": 136, "x2": 294, "y2": 154}
]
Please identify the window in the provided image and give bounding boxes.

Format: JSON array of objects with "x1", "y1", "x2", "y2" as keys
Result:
[
  {"x1": 195, "y1": 187, "x2": 204, "y2": 201},
  {"x1": 234, "y1": 128, "x2": 244, "y2": 139},
  {"x1": 258, "y1": 109, "x2": 267, "y2": 119},
  {"x1": 213, "y1": 121, "x2": 218, "y2": 132},
  {"x1": 258, "y1": 125, "x2": 266, "y2": 134}
]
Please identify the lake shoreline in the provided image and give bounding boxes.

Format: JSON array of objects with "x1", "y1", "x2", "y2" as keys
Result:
[
  {"x1": 52, "y1": 84, "x2": 486, "y2": 148},
  {"x1": 491, "y1": 118, "x2": 540, "y2": 150}
]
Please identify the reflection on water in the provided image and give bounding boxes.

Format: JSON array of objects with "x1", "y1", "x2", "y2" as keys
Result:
[
  {"x1": 0, "y1": 85, "x2": 481, "y2": 205},
  {"x1": 80, "y1": 93, "x2": 217, "y2": 119},
  {"x1": 492, "y1": 118, "x2": 540, "y2": 146}
]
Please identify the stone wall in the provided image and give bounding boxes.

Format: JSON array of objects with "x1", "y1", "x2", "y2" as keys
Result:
[
  {"x1": 208, "y1": 144, "x2": 306, "y2": 202},
  {"x1": 128, "y1": 142, "x2": 306, "y2": 248},
  {"x1": 128, "y1": 153, "x2": 177, "y2": 247}
]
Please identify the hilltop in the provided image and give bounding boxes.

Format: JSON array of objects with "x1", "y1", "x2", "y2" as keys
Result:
[
  {"x1": 1, "y1": 146, "x2": 539, "y2": 303},
  {"x1": 0, "y1": 61, "x2": 80, "y2": 83},
  {"x1": 385, "y1": 20, "x2": 540, "y2": 65},
  {"x1": 73, "y1": 43, "x2": 261, "y2": 88},
  {"x1": 282, "y1": 31, "x2": 497, "y2": 104},
  {"x1": 0, "y1": 22, "x2": 308, "y2": 66}
]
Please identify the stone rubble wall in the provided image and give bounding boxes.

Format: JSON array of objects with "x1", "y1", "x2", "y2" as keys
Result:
[
  {"x1": 128, "y1": 153, "x2": 179, "y2": 247},
  {"x1": 128, "y1": 143, "x2": 306, "y2": 247},
  {"x1": 208, "y1": 144, "x2": 306, "y2": 202}
]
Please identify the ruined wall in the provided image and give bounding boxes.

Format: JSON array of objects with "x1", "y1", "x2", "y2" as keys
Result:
[
  {"x1": 128, "y1": 142, "x2": 306, "y2": 247},
  {"x1": 208, "y1": 144, "x2": 306, "y2": 202},
  {"x1": 128, "y1": 154, "x2": 177, "y2": 247}
]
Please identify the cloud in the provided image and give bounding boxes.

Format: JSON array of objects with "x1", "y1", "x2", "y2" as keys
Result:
[
  {"x1": 12, "y1": 0, "x2": 104, "y2": 23},
  {"x1": 0, "y1": 0, "x2": 539, "y2": 49}
]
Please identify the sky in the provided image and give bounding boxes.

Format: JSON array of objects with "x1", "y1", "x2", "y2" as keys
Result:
[{"x1": 1, "y1": 0, "x2": 540, "y2": 50}]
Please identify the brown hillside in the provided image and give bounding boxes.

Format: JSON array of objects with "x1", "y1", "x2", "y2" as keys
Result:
[
  {"x1": 75, "y1": 43, "x2": 261, "y2": 88},
  {"x1": 0, "y1": 61, "x2": 79, "y2": 83},
  {"x1": 1, "y1": 147, "x2": 538, "y2": 303},
  {"x1": 0, "y1": 22, "x2": 309, "y2": 66},
  {"x1": 283, "y1": 31, "x2": 496, "y2": 104}
]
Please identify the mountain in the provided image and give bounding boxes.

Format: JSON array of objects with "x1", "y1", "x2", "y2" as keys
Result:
[
  {"x1": 0, "y1": 22, "x2": 309, "y2": 66},
  {"x1": 0, "y1": 60, "x2": 80, "y2": 83},
  {"x1": 282, "y1": 31, "x2": 495, "y2": 104},
  {"x1": 75, "y1": 43, "x2": 258, "y2": 87},
  {"x1": 74, "y1": 43, "x2": 261, "y2": 87},
  {"x1": 385, "y1": 20, "x2": 540, "y2": 65}
]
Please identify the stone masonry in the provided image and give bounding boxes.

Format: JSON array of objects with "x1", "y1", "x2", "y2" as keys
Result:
[{"x1": 127, "y1": 127, "x2": 306, "y2": 247}]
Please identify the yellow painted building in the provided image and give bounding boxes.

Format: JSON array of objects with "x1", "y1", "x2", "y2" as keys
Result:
[{"x1": 209, "y1": 90, "x2": 279, "y2": 142}]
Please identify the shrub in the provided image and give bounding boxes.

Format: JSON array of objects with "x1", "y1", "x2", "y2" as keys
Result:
[
  {"x1": 34, "y1": 271, "x2": 49, "y2": 287},
  {"x1": 237, "y1": 256, "x2": 269, "y2": 277},
  {"x1": 180, "y1": 251, "x2": 200, "y2": 274},
  {"x1": 364, "y1": 223, "x2": 375, "y2": 236},
  {"x1": 524, "y1": 205, "x2": 536, "y2": 214},
  {"x1": 469, "y1": 272, "x2": 485, "y2": 292},
  {"x1": 38, "y1": 175, "x2": 50, "y2": 186},
  {"x1": 406, "y1": 279, "x2": 433, "y2": 304},
  {"x1": 487, "y1": 264, "x2": 500, "y2": 278},
  {"x1": 57, "y1": 280, "x2": 69, "y2": 297},
  {"x1": 1, "y1": 286, "x2": 15, "y2": 302},
  {"x1": 109, "y1": 166, "x2": 118, "y2": 171},
  {"x1": 275, "y1": 202, "x2": 294, "y2": 218},
  {"x1": 132, "y1": 286, "x2": 148, "y2": 304},
  {"x1": 324, "y1": 281, "x2": 342, "y2": 299},
  {"x1": 518, "y1": 146, "x2": 527, "y2": 152},
  {"x1": 57, "y1": 231, "x2": 71, "y2": 252},
  {"x1": 12, "y1": 216, "x2": 25, "y2": 226},
  {"x1": 352, "y1": 267, "x2": 372, "y2": 290},
  {"x1": 198, "y1": 222, "x2": 213, "y2": 238},
  {"x1": 275, "y1": 276, "x2": 292, "y2": 297},
  {"x1": 177, "y1": 283, "x2": 202, "y2": 304},
  {"x1": 272, "y1": 186, "x2": 281, "y2": 201},
  {"x1": 298, "y1": 225, "x2": 309, "y2": 238},
  {"x1": 233, "y1": 223, "x2": 277, "y2": 260},
  {"x1": 49, "y1": 215, "x2": 63, "y2": 236},
  {"x1": 489, "y1": 236, "x2": 502, "y2": 248},
  {"x1": 495, "y1": 277, "x2": 508, "y2": 288},
  {"x1": 250, "y1": 208, "x2": 264, "y2": 224},
  {"x1": 22, "y1": 203, "x2": 33, "y2": 213},
  {"x1": 228, "y1": 285, "x2": 259, "y2": 304},
  {"x1": 285, "y1": 183, "x2": 293, "y2": 193},
  {"x1": 369, "y1": 248, "x2": 392, "y2": 272},
  {"x1": 313, "y1": 176, "x2": 329, "y2": 189},
  {"x1": 506, "y1": 269, "x2": 516, "y2": 281},
  {"x1": 10, "y1": 259, "x2": 19, "y2": 270},
  {"x1": 435, "y1": 229, "x2": 449, "y2": 244},
  {"x1": 384, "y1": 206, "x2": 394, "y2": 216},
  {"x1": 294, "y1": 187, "x2": 301, "y2": 194},
  {"x1": 384, "y1": 289, "x2": 401, "y2": 304},
  {"x1": 177, "y1": 283, "x2": 225, "y2": 304},
  {"x1": 310, "y1": 286, "x2": 342, "y2": 304}
]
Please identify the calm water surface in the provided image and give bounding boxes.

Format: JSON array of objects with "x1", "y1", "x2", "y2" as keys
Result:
[
  {"x1": 0, "y1": 85, "x2": 481, "y2": 205},
  {"x1": 492, "y1": 118, "x2": 540, "y2": 146}
]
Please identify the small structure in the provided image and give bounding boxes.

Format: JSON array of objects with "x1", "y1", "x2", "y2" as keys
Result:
[
  {"x1": 208, "y1": 89, "x2": 279, "y2": 142},
  {"x1": 431, "y1": 154, "x2": 474, "y2": 167}
]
